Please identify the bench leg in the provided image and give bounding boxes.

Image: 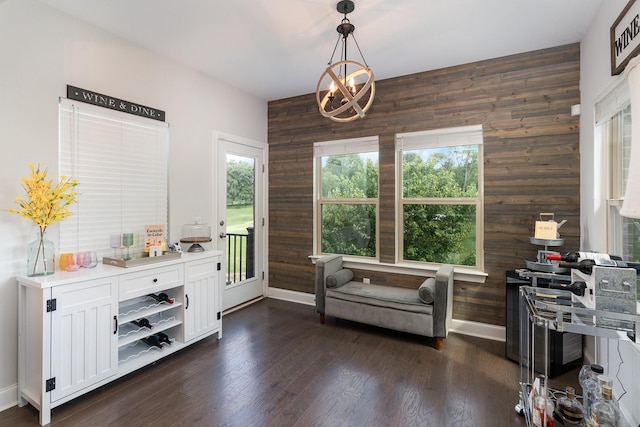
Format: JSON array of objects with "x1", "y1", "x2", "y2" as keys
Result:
[
  {"x1": 320, "y1": 313, "x2": 325, "y2": 324},
  {"x1": 435, "y1": 337, "x2": 443, "y2": 350}
]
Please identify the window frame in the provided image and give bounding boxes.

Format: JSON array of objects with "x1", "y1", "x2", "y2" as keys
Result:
[
  {"x1": 313, "y1": 136, "x2": 380, "y2": 259},
  {"x1": 599, "y1": 80, "x2": 638, "y2": 260},
  {"x1": 396, "y1": 125, "x2": 484, "y2": 269}
]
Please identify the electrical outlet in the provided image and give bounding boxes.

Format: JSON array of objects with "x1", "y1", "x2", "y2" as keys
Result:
[{"x1": 363, "y1": 277, "x2": 370, "y2": 284}]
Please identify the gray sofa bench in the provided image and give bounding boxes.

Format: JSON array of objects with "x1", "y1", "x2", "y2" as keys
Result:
[{"x1": 315, "y1": 254, "x2": 454, "y2": 349}]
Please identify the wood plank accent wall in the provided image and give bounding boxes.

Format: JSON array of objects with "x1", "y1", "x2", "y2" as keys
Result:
[{"x1": 267, "y1": 43, "x2": 581, "y2": 326}]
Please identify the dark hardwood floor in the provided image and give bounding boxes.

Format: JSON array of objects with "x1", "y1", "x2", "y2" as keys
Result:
[{"x1": 2, "y1": 298, "x2": 579, "y2": 426}]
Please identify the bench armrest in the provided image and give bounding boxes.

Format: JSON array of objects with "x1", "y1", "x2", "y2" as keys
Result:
[
  {"x1": 315, "y1": 254, "x2": 344, "y2": 314},
  {"x1": 432, "y1": 264, "x2": 454, "y2": 338}
]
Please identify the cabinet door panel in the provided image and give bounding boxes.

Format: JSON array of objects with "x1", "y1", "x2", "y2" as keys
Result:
[
  {"x1": 184, "y1": 259, "x2": 219, "y2": 341},
  {"x1": 50, "y1": 277, "x2": 118, "y2": 402}
]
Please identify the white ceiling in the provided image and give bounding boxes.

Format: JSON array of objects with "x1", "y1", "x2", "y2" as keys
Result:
[{"x1": 37, "y1": 0, "x2": 603, "y2": 102}]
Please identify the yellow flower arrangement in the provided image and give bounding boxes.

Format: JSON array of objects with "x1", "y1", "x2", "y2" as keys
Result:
[
  {"x1": 10, "y1": 164, "x2": 78, "y2": 226},
  {"x1": 9, "y1": 164, "x2": 78, "y2": 275}
]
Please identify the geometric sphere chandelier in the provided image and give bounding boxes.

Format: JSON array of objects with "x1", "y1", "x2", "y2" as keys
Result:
[{"x1": 316, "y1": 0, "x2": 375, "y2": 123}]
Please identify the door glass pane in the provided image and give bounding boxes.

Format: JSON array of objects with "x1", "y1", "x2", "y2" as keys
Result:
[{"x1": 226, "y1": 154, "x2": 255, "y2": 285}]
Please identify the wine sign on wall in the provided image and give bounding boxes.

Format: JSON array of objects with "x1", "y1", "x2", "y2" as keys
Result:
[
  {"x1": 66, "y1": 85, "x2": 166, "y2": 121},
  {"x1": 611, "y1": 0, "x2": 640, "y2": 75}
]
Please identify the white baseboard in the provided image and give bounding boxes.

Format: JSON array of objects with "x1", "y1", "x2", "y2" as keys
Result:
[
  {"x1": 267, "y1": 287, "x2": 315, "y2": 306},
  {"x1": 450, "y1": 319, "x2": 505, "y2": 342},
  {"x1": 0, "y1": 384, "x2": 17, "y2": 412},
  {"x1": 266, "y1": 287, "x2": 506, "y2": 342}
]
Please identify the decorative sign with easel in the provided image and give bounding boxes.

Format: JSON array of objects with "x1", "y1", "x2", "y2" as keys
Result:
[
  {"x1": 611, "y1": 0, "x2": 640, "y2": 75},
  {"x1": 67, "y1": 85, "x2": 166, "y2": 121},
  {"x1": 144, "y1": 224, "x2": 167, "y2": 255}
]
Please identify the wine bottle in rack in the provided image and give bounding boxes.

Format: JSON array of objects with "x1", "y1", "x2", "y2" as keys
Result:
[
  {"x1": 148, "y1": 292, "x2": 174, "y2": 304},
  {"x1": 155, "y1": 332, "x2": 173, "y2": 346},
  {"x1": 545, "y1": 252, "x2": 580, "y2": 262},
  {"x1": 548, "y1": 281, "x2": 587, "y2": 296},
  {"x1": 141, "y1": 335, "x2": 164, "y2": 350},
  {"x1": 559, "y1": 259, "x2": 631, "y2": 275},
  {"x1": 545, "y1": 251, "x2": 617, "y2": 262},
  {"x1": 132, "y1": 318, "x2": 154, "y2": 330}
]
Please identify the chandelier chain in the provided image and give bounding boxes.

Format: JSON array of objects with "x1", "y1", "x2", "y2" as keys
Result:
[
  {"x1": 350, "y1": 33, "x2": 369, "y2": 68},
  {"x1": 327, "y1": 35, "x2": 342, "y2": 66}
]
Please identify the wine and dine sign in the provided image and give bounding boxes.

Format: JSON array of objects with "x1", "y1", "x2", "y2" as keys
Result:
[
  {"x1": 612, "y1": 0, "x2": 640, "y2": 75},
  {"x1": 67, "y1": 85, "x2": 166, "y2": 122}
]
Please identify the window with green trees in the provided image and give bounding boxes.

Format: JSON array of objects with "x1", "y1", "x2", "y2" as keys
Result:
[
  {"x1": 314, "y1": 128, "x2": 483, "y2": 269},
  {"x1": 398, "y1": 125, "x2": 483, "y2": 268},
  {"x1": 315, "y1": 137, "x2": 378, "y2": 258}
]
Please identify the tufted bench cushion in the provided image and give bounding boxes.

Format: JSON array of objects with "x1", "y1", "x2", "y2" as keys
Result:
[{"x1": 326, "y1": 282, "x2": 433, "y2": 315}]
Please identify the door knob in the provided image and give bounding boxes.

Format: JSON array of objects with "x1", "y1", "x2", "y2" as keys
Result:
[{"x1": 219, "y1": 232, "x2": 227, "y2": 238}]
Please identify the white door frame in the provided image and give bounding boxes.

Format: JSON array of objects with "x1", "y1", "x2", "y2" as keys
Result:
[{"x1": 212, "y1": 131, "x2": 268, "y2": 311}]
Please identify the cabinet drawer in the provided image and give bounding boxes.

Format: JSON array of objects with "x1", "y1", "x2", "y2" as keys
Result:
[
  {"x1": 186, "y1": 258, "x2": 217, "y2": 278},
  {"x1": 119, "y1": 265, "x2": 183, "y2": 301}
]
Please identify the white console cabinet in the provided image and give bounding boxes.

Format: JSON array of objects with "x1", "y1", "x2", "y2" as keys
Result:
[{"x1": 17, "y1": 251, "x2": 222, "y2": 425}]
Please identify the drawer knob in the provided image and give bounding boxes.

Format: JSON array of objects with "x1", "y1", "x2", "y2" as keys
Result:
[{"x1": 153, "y1": 278, "x2": 158, "y2": 283}]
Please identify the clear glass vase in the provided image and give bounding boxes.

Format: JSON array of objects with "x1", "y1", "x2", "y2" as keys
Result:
[{"x1": 27, "y1": 229, "x2": 55, "y2": 277}]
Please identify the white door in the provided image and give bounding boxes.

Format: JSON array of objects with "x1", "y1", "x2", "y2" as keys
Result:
[{"x1": 214, "y1": 132, "x2": 267, "y2": 311}]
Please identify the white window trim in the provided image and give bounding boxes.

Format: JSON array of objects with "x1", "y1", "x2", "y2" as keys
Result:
[
  {"x1": 596, "y1": 78, "x2": 630, "y2": 125},
  {"x1": 313, "y1": 135, "x2": 379, "y2": 259},
  {"x1": 396, "y1": 124, "x2": 484, "y2": 271},
  {"x1": 397, "y1": 124, "x2": 484, "y2": 150},
  {"x1": 313, "y1": 135, "x2": 379, "y2": 156},
  {"x1": 307, "y1": 254, "x2": 488, "y2": 283},
  {"x1": 596, "y1": 77, "x2": 631, "y2": 258}
]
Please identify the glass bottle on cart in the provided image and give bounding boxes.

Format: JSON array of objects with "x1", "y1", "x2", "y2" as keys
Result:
[
  {"x1": 556, "y1": 385, "x2": 584, "y2": 426},
  {"x1": 579, "y1": 364, "x2": 604, "y2": 421},
  {"x1": 587, "y1": 384, "x2": 620, "y2": 427}
]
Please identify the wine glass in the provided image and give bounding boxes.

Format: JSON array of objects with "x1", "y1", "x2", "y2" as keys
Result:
[
  {"x1": 109, "y1": 234, "x2": 121, "y2": 259},
  {"x1": 86, "y1": 251, "x2": 98, "y2": 268},
  {"x1": 76, "y1": 251, "x2": 89, "y2": 268},
  {"x1": 78, "y1": 251, "x2": 98, "y2": 268},
  {"x1": 59, "y1": 253, "x2": 74, "y2": 270},
  {"x1": 122, "y1": 233, "x2": 134, "y2": 260}
]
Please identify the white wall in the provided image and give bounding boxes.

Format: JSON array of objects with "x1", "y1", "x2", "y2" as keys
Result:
[
  {"x1": 581, "y1": 1, "x2": 640, "y2": 425},
  {"x1": 0, "y1": 0, "x2": 266, "y2": 410}
]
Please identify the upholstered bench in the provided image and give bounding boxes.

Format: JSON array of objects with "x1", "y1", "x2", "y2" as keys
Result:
[{"x1": 315, "y1": 254, "x2": 454, "y2": 349}]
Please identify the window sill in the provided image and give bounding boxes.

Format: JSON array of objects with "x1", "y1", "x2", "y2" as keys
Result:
[{"x1": 308, "y1": 255, "x2": 487, "y2": 284}]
